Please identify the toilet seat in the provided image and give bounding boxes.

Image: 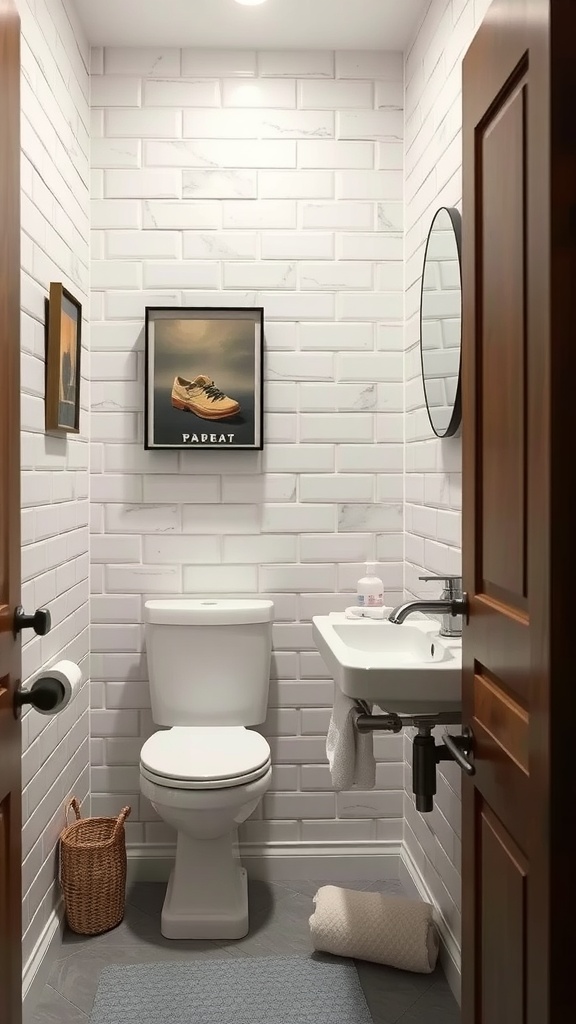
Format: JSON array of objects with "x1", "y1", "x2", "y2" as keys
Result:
[
  {"x1": 140, "y1": 760, "x2": 271, "y2": 791},
  {"x1": 140, "y1": 726, "x2": 271, "y2": 791}
]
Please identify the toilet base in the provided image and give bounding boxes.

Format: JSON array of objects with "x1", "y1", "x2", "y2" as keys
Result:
[
  {"x1": 160, "y1": 828, "x2": 249, "y2": 940},
  {"x1": 161, "y1": 867, "x2": 248, "y2": 940}
]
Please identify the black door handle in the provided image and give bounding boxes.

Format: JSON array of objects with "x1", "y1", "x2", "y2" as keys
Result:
[
  {"x1": 14, "y1": 606, "x2": 52, "y2": 636},
  {"x1": 441, "y1": 728, "x2": 476, "y2": 776}
]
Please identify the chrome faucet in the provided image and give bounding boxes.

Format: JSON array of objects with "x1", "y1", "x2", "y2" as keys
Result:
[{"x1": 388, "y1": 575, "x2": 467, "y2": 638}]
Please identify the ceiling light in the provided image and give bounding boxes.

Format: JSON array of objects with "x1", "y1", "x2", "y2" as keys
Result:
[{"x1": 234, "y1": 0, "x2": 268, "y2": 6}]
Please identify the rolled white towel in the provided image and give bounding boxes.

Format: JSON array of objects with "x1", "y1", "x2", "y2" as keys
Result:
[
  {"x1": 309, "y1": 885, "x2": 439, "y2": 974},
  {"x1": 326, "y1": 685, "x2": 375, "y2": 791}
]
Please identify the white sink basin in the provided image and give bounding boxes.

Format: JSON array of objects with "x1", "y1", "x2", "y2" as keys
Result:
[{"x1": 312, "y1": 612, "x2": 462, "y2": 713}]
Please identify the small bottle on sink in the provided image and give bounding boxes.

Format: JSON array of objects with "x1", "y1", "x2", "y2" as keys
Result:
[{"x1": 356, "y1": 563, "x2": 384, "y2": 610}]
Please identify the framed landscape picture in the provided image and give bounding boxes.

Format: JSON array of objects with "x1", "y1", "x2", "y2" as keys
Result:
[
  {"x1": 145, "y1": 307, "x2": 264, "y2": 450},
  {"x1": 45, "y1": 283, "x2": 82, "y2": 435}
]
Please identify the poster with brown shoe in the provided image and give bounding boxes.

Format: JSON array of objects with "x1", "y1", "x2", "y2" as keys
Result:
[{"x1": 145, "y1": 307, "x2": 264, "y2": 450}]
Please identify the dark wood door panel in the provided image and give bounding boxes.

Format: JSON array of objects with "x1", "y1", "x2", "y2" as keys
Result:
[
  {"x1": 0, "y1": 801, "x2": 7, "y2": 1006},
  {"x1": 462, "y1": 0, "x2": 556, "y2": 1020},
  {"x1": 0, "y1": 1, "x2": 21, "y2": 1022},
  {"x1": 480, "y1": 82, "x2": 528, "y2": 609},
  {"x1": 474, "y1": 673, "x2": 529, "y2": 773},
  {"x1": 471, "y1": 721, "x2": 529, "y2": 855},
  {"x1": 0, "y1": 792, "x2": 19, "y2": 1014},
  {"x1": 480, "y1": 803, "x2": 527, "y2": 1024},
  {"x1": 471, "y1": 595, "x2": 529, "y2": 705}
]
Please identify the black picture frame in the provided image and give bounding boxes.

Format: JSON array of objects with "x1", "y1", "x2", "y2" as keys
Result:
[
  {"x1": 45, "y1": 283, "x2": 82, "y2": 435},
  {"x1": 144, "y1": 306, "x2": 264, "y2": 451}
]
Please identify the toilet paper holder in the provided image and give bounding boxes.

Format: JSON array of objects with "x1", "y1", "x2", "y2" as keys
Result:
[
  {"x1": 14, "y1": 677, "x2": 66, "y2": 716},
  {"x1": 14, "y1": 660, "x2": 82, "y2": 718}
]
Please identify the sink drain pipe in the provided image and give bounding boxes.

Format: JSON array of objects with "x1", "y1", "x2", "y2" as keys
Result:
[
  {"x1": 353, "y1": 707, "x2": 475, "y2": 812},
  {"x1": 413, "y1": 726, "x2": 476, "y2": 812}
]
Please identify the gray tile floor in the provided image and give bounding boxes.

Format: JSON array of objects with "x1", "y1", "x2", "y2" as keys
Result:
[{"x1": 29, "y1": 879, "x2": 460, "y2": 1024}]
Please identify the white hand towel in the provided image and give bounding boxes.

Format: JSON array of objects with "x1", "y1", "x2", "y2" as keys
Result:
[{"x1": 326, "y1": 684, "x2": 375, "y2": 791}]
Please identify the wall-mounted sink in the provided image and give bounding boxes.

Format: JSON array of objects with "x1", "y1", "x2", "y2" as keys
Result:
[{"x1": 312, "y1": 612, "x2": 462, "y2": 713}]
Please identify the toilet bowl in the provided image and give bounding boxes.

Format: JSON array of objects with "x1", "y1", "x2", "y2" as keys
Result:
[
  {"x1": 140, "y1": 599, "x2": 274, "y2": 940},
  {"x1": 140, "y1": 725, "x2": 272, "y2": 939}
]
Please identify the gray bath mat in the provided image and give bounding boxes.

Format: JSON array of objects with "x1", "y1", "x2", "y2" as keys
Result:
[{"x1": 89, "y1": 955, "x2": 373, "y2": 1023}]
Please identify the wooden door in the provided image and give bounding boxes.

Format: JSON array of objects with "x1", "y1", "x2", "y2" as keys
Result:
[
  {"x1": 0, "y1": 1, "x2": 21, "y2": 1022},
  {"x1": 462, "y1": 1, "x2": 576, "y2": 1022}
]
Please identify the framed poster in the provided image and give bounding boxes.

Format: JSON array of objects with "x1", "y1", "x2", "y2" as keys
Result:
[
  {"x1": 45, "y1": 282, "x2": 82, "y2": 435},
  {"x1": 145, "y1": 307, "x2": 264, "y2": 450}
]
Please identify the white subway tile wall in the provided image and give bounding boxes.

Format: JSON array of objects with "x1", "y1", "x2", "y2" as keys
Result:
[
  {"x1": 403, "y1": 0, "x2": 493, "y2": 948},
  {"x1": 19, "y1": 0, "x2": 90, "y2": 967},
  {"x1": 89, "y1": 47, "x2": 405, "y2": 849}
]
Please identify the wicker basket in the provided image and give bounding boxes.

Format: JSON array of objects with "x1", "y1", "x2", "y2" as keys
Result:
[{"x1": 59, "y1": 797, "x2": 131, "y2": 935}]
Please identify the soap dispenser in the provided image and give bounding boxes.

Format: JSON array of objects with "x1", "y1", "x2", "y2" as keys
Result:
[{"x1": 356, "y1": 563, "x2": 384, "y2": 608}]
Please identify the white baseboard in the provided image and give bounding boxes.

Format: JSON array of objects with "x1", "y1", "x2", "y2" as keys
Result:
[
  {"x1": 22, "y1": 899, "x2": 65, "y2": 1020},
  {"x1": 126, "y1": 840, "x2": 403, "y2": 885},
  {"x1": 399, "y1": 845, "x2": 461, "y2": 1005}
]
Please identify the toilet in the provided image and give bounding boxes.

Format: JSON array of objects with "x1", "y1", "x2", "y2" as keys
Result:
[{"x1": 139, "y1": 598, "x2": 274, "y2": 940}]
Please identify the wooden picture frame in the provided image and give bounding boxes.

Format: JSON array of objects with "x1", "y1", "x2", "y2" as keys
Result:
[
  {"x1": 45, "y1": 282, "x2": 82, "y2": 435},
  {"x1": 145, "y1": 306, "x2": 264, "y2": 450}
]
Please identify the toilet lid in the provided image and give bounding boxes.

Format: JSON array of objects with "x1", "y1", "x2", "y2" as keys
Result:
[{"x1": 140, "y1": 727, "x2": 271, "y2": 784}]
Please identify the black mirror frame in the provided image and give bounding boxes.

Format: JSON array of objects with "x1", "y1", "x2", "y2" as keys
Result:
[{"x1": 419, "y1": 205, "x2": 463, "y2": 439}]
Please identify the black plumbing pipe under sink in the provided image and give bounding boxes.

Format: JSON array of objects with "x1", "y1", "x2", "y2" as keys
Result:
[
  {"x1": 351, "y1": 706, "x2": 474, "y2": 812},
  {"x1": 412, "y1": 731, "x2": 438, "y2": 812},
  {"x1": 412, "y1": 726, "x2": 476, "y2": 812}
]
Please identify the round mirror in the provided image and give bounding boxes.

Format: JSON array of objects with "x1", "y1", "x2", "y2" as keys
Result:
[{"x1": 420, "y1": 206, "x2": 462, "y2": 438}]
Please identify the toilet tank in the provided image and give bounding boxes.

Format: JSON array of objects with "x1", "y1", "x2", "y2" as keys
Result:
[{"x1": 144, "y1": 599, "x2": 274, "y2": 727}]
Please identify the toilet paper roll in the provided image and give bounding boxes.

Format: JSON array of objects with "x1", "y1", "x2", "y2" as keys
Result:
[
  {"x1": 29, "y1": 660, "x2": 83, "y2": 716},
  {"x1": 309, "y1": 886, "x2": 439, "y2": 974}
]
